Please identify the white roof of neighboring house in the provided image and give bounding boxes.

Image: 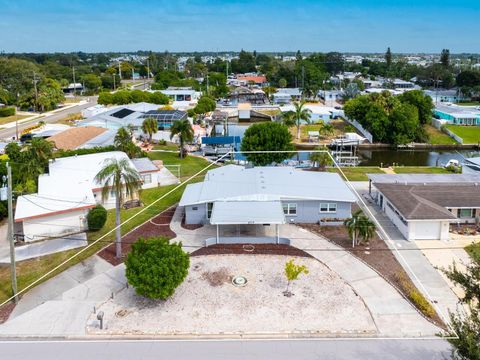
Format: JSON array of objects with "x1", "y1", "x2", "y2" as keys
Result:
[
  {"x1": 131, "y1": 158, "x2": 160, "y2": 173},
  {"x1": 280, "y1": 104, "x2": 334, "y2": 116},
  {"x1": 275, "y1": 88, "x2": 302, "y2": 97},
  {"x1": 179, "y1": 165, "x2": 356, "y2": 206}
]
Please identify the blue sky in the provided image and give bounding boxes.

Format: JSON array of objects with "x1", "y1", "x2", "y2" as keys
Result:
[{"x1": 0, "y1": 0, "x2": 478, "y2": 53}]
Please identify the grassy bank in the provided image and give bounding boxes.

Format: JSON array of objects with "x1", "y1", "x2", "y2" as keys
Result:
[
  {"x1": 392, "y1": 166, "x2": 450, "y2": 174},
  {"x1": 465, "y1": 243, "x2": 480, "y2": 263},
  {"x1": 424, "y1": 125, "x2": 458, "y2": 145},
  {"x1": 446, "y1": 125, "x2": 480, "y2": 144},
  {"x1": 0, "y1": 115, "x2": 29, "y2": 126},
  {"x1": 327, "y1": 166, "x2": 384, "y2": 181}
]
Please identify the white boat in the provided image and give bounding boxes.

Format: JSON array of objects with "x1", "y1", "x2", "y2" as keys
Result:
[{"x1": 330, "y1": 132, "x2": 366, "y2": 146}]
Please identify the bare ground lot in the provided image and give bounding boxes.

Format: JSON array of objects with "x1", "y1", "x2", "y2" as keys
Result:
[{"x1": 88, "y1": 255, "x2": 377, "y2": 336}]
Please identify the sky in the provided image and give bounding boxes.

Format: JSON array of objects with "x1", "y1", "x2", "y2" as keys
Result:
[{"x1": 0, "y1": 0, "x2": 479, "y2": 53}]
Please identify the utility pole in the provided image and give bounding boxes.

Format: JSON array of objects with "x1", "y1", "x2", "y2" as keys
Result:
[
  {"x1": 6, "y1": 162, "x2": 18, "y2": 303},
  {"x1": 146, "y1": 58, "x2": 150, "y2": 80},
  {"x1": 206, "y1": 72, "x2": 210, "y2": 95},
  {"x1": 226, "y1": 60, "x2": 229, "y2": 78},
  {"x1": 33, "y1": 72, "x2": 39, "y2": 112},
  {"x1": 113, "y1": 73, "x2": 116, "y2": 91},
  {"x1": 118, "y1": 62, "x2": 122, "y2": 80},
  {"x1": 72, "y1": 66, "x2": 76, "y2": 97}
]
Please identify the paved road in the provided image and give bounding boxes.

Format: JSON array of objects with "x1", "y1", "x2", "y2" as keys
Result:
[
  {"x1": 0, "y1": 339, "x2": 451, "y2": 360},
  {"x1": 0, "y1": 97, "x2": 97, "y2": 140}
]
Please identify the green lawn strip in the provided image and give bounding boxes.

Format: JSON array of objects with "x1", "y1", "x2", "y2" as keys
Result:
[
  {"x1": 465, "y1": 243, "x2": 480, "y2": 263},
  {"x1": 147, "y1": 152, "x2": 215, "y2": 180},
  {"x1": 424, "y1": 125, "x2": 458, "y2": 145},
  {"x1": 0, "y1": 155, "x2": 213, "y2": 304},
  {"x1": 457, "y1": 101, "x2": 480, "y2": 106},
  {"x1": 392, "y1": 167, "x2": 450, "y2": 174},
  {"x1": 445, "y1": 125, "x2": 480, "y2": 144},
  {"x1": 327, "y1": 166, "x2": 384, "y2": 181},
  {"x1": 0, "y1": 115, "x2": 30, "y2": 126},
  {"x1": 151, "y1": 143, "x2": 178, "y2": 151}
]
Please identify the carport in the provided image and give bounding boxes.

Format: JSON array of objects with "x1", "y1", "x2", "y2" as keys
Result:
[{"x1": 209, "y1": 201, "x2": 286, "y2": 245}]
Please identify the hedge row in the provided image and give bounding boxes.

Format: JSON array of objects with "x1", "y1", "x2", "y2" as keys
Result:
[{"x1": 0, "y1": 107, "x2": 15, "y2": 117}]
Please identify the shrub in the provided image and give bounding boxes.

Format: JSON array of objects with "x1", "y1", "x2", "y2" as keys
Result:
[
  {"x1": 394, "y1": 271, "x2": 436, "y2": 318},
  {"x1": 126, "y1": 237, "x2": 190, "y2": 299},
  {"x1": 0, "y1": 201, "x2": 7, "y2": 220},
  {"x1": 87, "y1": 205, "x2": 107, "y2": 231},
  {"x1": 0, "y1": 107, "x2": 15, "y2": 117}
]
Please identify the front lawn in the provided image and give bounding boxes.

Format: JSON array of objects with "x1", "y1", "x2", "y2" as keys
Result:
[
  {"x1": 392, "y1": 167, "x2": 450, "y2": 174},
  {"x1": 0, "y1": 115, "x2": 30, "y2": 126},
  {"x1": 445, "y1": 125, "x2": 480, "y2": 144},
  {"x1": 424, "y1": 125, "x2": 457, "y2": 145},
  {"x1": 0, "y1": 154, "x2": 214, "y2": 304},
  {"x1": 327, "y1": 166, "x2": 384, "y2": 181},
  {"x1": 465, "y1": 243, "x2": 480, "y2": 263}
]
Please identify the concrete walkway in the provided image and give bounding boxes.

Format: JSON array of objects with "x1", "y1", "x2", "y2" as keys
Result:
[{"x1": 350, "y1": 181, "x2": 461, "y2": 323}]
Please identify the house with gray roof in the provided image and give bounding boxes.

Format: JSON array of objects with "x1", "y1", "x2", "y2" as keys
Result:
[
  {"x1": 180, "y1": 165, "x2": 356, "y2": 243},
  {"x1": 368, "y1": 174, "x2": 480, "y2": 240}
]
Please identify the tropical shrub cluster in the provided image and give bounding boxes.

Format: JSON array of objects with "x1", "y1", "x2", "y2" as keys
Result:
[
  {"x1": 0, "y1": 106, "x2": 15, "y2": 117},
  {"x1": 87, "y1": 205, "x2": 108, "y2": 231},
  {"x1": 98, "y1": 90, "x2": 169, "y2": 106}
]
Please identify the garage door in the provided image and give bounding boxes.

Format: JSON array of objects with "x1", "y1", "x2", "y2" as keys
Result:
[{"x1": 412, "y1": 221, "x2": 441, "y2": 240}]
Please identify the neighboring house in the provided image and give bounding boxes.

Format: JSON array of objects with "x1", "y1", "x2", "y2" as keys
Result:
[
  {"x1": 139, "y1": 109, "x2": 188, "y2": 130},
  {"x1": 280, "y1": 104, "x2": 340, "y2": 122},
  {"x1": 319, "y1": 90, "x2": 343, "y2": 104},
  {"x1": 424, "y1": 89, "x2": 464, "y2": 104},
  {"x1": 233, "y1": 74, "x2": 268, "y2": 87},
  {"x1": 63, "y1": 83, "x2": 83, "y2": 94},
  {"x1": 180, "y1": 165, "x2": 356, "y2": 227},
  {"x1": 272, "y1": 88, "x2": 302, "y2": 104},
  {"x1": 434, "y1": 104, "x2": 480, "y2": 126},
  {"x1": 47, "y1": 126, "x2": 109, "y2": 150},
  {"x1": 368, "y1": 173, "x2": 480, "y2": 241},
  {"x1": 157, "y1": 87, "x2": 200, "y2": 103},
  {"x1": 14, "y1": 152, "x2": 162, "y2": 241},
  {"x1": 391, "y1": 79, "x2": 418, "y2": 91}
]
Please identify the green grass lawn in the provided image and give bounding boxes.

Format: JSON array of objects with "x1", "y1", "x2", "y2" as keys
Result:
[
  {"x1": 0, "y1": 115, "x2": 29, "y2": 126},
  {"x1": 327, "y1": 166, "x2": 384, "y2": 181},
  {"x1": 147, "y1": 151, "x2": 214, "y2": 180},
  {"x1": 445, "y1": 125, "x2": 480, "y2": 144},
  {"x1": 465, "y1": 243, "x2": 480, "y2": 263},
  {"x1": 0, "y1": 154, "x2": 213, "y2": 304},
  {"x1": 152, "y1": 143, "x2": 178, "y2": 151},
  {"x1": 424, "y1": 125, "x2": 458, "y2": 145},
  {"x1": 392, "y1": 167, "x2": 450, "y2": 174},
  {"x1": 457, "y1": 101, "x2": 480, "y2": 106}
]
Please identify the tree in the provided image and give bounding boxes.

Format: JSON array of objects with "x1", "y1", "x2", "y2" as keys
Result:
[
  {"x1": 284, "y1": 101, "x2": 312, "y2": 140},
  {"x1": 342, "y1": 82, "x2": 361, "y2": 100},
  {"x1": 87, "y1": 205, "x2": 107, "y2": 231},
  {"x1": 309, "y1": 147, "x2": 333, "y2": 171},
  {"x1": 94, "y1": 157, "x2": 141, "y2": 258},
  {"x1": 385, "y1": 47, "x2": 392, "y2": 69},
  {"x1": 278, "y1": 78, "x2": 287, "y2": 88},
  {"x1": 284, "y1": 259, "x2": 309, "y2": 296},
  {"x1": 440, "y1": 49, "x2": 450, "y2": 68},
  {"x1": 194, "y1": 95, "x2": 216, "y2": 115},
  {"x1": 399, "y1": 90, "x2": 434, "y2": 125},
  {"x1": 170, "y1": 118, "x2": 194, "y2": 158},
  {"x1": 344, "y1": 210, "x2": 376, "y2": 246},
  {"x1": 442, "y1": 256, "x2": 480, "y2": 359},
  {"x1": 114, "y1": 127, "x2": 141, "y2": 158},
  {"x1": 97, "y1": 91, "x2": 114, "y2": 105},
  {"x1": 240, "y1": 122, "x2": 295, "y2": 166},
  {"x1": 81, "y1": 74, "x2": 102, "y2": 92},
  {"x1": 141, "y1": 117, "x2": 158, "y2": 144},
  {"x1": 320, "y1": 123, "x2": 334, "y2": 138},
  {"x1": 125, "y1": 237, "x2": 190, "y2": 299}
]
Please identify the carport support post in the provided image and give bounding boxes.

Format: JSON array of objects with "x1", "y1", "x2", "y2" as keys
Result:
[
  {"x1": 276, "y1": 224, "x2": 279, "y2": 244},
  {"x1": 216, "y1": 224, "x2": 219, "y2": 244}
]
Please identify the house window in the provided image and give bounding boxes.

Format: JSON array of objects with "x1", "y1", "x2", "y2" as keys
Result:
[
  {"x1": 283, "y1": 203, "x2": 297, "y2": 216},
  {"x1": 458, "y1": 209, "x2": 474, "y2": 218},
  {"x1": 320, "y1": 203, "x2": 337, "y2": 213},
  {"x1": 207, "y1": 203, "x2": 213, "y2": 219},
  {"x1": 142, "y1": 174, "x2": 152, "y2": 184}
]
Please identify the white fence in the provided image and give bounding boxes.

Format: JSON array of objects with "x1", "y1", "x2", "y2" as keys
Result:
[
  {"x1": 432, "y1": 118, "x2": 464, "y2": 144},
  {"x1": 344, "y1": 117, "x2": 373, "y2": 143},
  {"x1": 442, "y1": 127, "x2": 464, "y2": 144}
]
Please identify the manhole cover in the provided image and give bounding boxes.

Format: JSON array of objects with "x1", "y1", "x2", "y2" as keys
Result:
[
  {"x1": 232, "y1": 276, "x2": 248, "y2": 287},
  {"x1": 115, "y1": 309, "x2": 128, "y2": 318}
]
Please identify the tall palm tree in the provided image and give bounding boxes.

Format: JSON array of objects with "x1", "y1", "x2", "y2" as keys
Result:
[
  {"x1": 141, "y1": 117, "x2": 158, "y2": 144},
  {"x1": 95, "y1": 158, "x2": 141, "y2": 258},
  {"x1": 283, "y1": 101, "x2": 312, "y2": 140},
  {"x1": 170, "y1": 118, "x2": 194, "y2": 159},
  {"x1": 344, "y1": 210, "x2": 376, "y2": 247}
]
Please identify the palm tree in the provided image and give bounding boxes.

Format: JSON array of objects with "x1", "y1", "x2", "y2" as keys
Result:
[
  {"x1": 320, "y1": 123, "x2": 335, "y2": 138},
  {"x1": 95, "y1": 158, "x2": 141, "y2": 259},
  {"x1": 170, "y1": 118, "x2": 194, "y2": 159},
  {"x1": 309, "y1": 147, "x2": 332, "y2": 171},
  {"x1": 344, "y1": 210, "x2": 376, "y2": 247},
  {"x1": 284, "y1": 101, "x2": 312, "y2": 140},
  {"x1": 114, "y1": 127, "x2": 140, "y2": 158},
  {"x1": 141, "y1": 117, "x2": 158, "y2": 144}
]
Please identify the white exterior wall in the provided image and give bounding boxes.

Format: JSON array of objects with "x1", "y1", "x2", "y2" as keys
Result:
[
  {"x1": 140, "y1": 171, "x2": 160, "y2": 189},
  {"x1": 383, "y1": 201, "x2": 410, "y2": 240},
  {"x1": 407, "y1": 220, "x2": 450, "y2": 241},
  {"x1": 93, "y1": 187, "x2": 142, "y2": 210},
  {"x1": 22, "y1": 209, "x2": 89, "y2": 242}
]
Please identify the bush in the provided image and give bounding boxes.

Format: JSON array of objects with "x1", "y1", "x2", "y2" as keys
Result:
[
  {"x1": 394, "y1": 271, "x2": 436, "y2": 318},
  {"x1": 0, "y1": 107, "x2": 15, "y2": 117},
  {"x1": 126, "y1": 237, "x2": 190, "y2": 299},
  {"x1": 0, "y1": 201, "x2": 7, "y2": 220},
  {"x1": 87, "y1": 205, "x2": 107, "y2": 231}
]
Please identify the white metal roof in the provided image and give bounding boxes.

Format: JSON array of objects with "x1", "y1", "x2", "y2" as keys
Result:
[
  {"x1": 210, "y1": 201, "x2": 285, "y2": 225},
  {"x1": 179, "y1": 165, "x2": 356, "y2": 206}
]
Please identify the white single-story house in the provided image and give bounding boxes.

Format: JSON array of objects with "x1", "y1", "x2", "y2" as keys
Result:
[
  {"x1": 368, "y1": 174, "x2": 480, "y2": 241},
  {"x1": 15, "y1": 152, "x2": 162, "y2": 242},
  {"x1": 272, "y1": 88, "x2": 302, "y2": 104},
  {"x1": 179, "y1": 165, "x2": 356, "y2": 243},
  {"x1": 280, "y1": 104, "x2": 339, "y2": 122}
]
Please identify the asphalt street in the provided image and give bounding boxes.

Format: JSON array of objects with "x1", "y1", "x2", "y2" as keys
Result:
[{"x1": 0, "y1": 338, "x2": 452, "y2": 360}]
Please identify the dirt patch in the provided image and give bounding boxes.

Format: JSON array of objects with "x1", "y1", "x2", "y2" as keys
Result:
[
  {"x1": 191, "y1": 243, "x2": 313, "y2": 258},
  {"x1": 98, "y1": 207, "x2": 177, "y2": 266},
  {"x1": 0, "y1": 301, "x2": 15, "y2": 324},
  {"x1": 181, "y1": 214, "x2": 203, "y2": 230},
  {"x1": 299, "y1": 224, "x2": 446, "y2": 329},
  {"x1": 201, "y1": 267, "x2": 231, "y2": 286}
]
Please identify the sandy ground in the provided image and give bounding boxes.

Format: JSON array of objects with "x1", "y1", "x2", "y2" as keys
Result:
[{"x1": 88, "y1": 255, "x2": 376, "y2": 336}]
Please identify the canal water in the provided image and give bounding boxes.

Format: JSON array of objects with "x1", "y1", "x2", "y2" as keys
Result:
[{"x1": 357, "y1": 149, "x2": 480, "y2": 167}]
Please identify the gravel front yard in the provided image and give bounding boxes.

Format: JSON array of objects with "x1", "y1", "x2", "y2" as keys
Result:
[{"x1": 88, "y1": 254, "x2": 377, "y2": 336}]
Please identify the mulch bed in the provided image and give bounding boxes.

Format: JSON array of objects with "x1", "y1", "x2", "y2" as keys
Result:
[
  {"x1": 191, "y1": 243, "x2": 313, "y2": 258},
  {"x1": 98, "y1": 207, "x2": 177, "y2": 266},
  {"x1": 0, "y1": 302, "x2": 15, "y2": 324},
  {"x1": 300, "y1": 223, "x2": 446, "y2": 328}
]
